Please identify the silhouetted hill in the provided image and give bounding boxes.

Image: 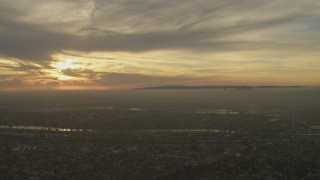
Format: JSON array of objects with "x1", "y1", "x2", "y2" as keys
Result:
[{"x1": 138, "y1": 85, "x2": 304, "y2": 90}]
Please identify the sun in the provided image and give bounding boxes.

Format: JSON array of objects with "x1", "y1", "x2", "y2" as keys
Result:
[
  {"x1": 53, "y1": 58, "x2": 76, "y2": 70},
  {"x1": 49, "y1": 58, "x2": 83, "y2": 81}
]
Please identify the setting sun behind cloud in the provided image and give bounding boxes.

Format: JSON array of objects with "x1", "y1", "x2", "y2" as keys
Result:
[
  {"x1": 53, "y1": 58, "x2": 77, "y2": 71},
  {"x1": 0, "y1": 0, "x2": 320, "y2": 90}
]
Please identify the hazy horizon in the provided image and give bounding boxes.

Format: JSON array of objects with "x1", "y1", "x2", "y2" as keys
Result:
[{"x1": 1, "y1": 1, "x2": 320, "y2": 178}]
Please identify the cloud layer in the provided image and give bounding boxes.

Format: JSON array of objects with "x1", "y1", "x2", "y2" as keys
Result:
[{"x1": 1, "y1": 0, "x2": 320, "y2": 89}]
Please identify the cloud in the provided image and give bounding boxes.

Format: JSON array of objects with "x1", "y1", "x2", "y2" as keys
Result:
[
  {"x1": 193, "y1": 68, "x2": 219, "y2": 74},
  {"x1": 98, "y1": 72, "x2": 190, "y2": 86},
  {"x1": 1, "y1": 0, "x2": 320, "y2": 89},
  {"x1": 0, "y1": 0, "x2": 319, "y2": 63},
  {"x1": 60, "y1": 68, "x2": 201, "y2": 87},
  {"x1": 61, "y1": 68, "x2": 98, "y2": 78},
  {"x1": 0, "y1": 19, "x2": 71, "y2": 62},
  {"x1": 0, "y1": 71, "x2": 61, "y2": 89}
]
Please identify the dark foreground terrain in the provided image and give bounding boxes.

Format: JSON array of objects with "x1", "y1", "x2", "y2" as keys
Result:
[
  {"x1": 1, "y1": 129, "x2": 320, "y2": 180},
  {"x1": 1, "y1": 89, "x2": 320, "y2": 179}
]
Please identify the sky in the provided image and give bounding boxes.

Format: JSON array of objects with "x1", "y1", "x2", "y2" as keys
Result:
[{"x1": 0, "y1": 0, "x2": 320, "y2": 90}]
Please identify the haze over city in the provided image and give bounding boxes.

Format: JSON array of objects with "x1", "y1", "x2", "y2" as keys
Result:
[
  {"x1": 2, "y1": 1, "x2": 320, "y2": 179},
  {"x1": 1, "y1": 0, "x2": 320, "y2": 90}
]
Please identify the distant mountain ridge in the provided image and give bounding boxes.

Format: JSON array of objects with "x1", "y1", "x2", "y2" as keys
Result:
[{"x1": 138, "y1": 85, "x2": 304, "y2": 90}]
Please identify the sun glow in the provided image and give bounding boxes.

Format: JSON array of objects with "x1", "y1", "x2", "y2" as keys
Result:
[
  {"x1": 53, "y1": 58, "x2": 76, "y2": 70},
  {"x1": 49, "y1": 58, "x2": 81, "y2": 81}
]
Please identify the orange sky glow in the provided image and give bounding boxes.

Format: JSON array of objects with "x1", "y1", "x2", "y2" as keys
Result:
[{"x1": 1, "y1": 0, "x2": 320, "y2": 90}]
